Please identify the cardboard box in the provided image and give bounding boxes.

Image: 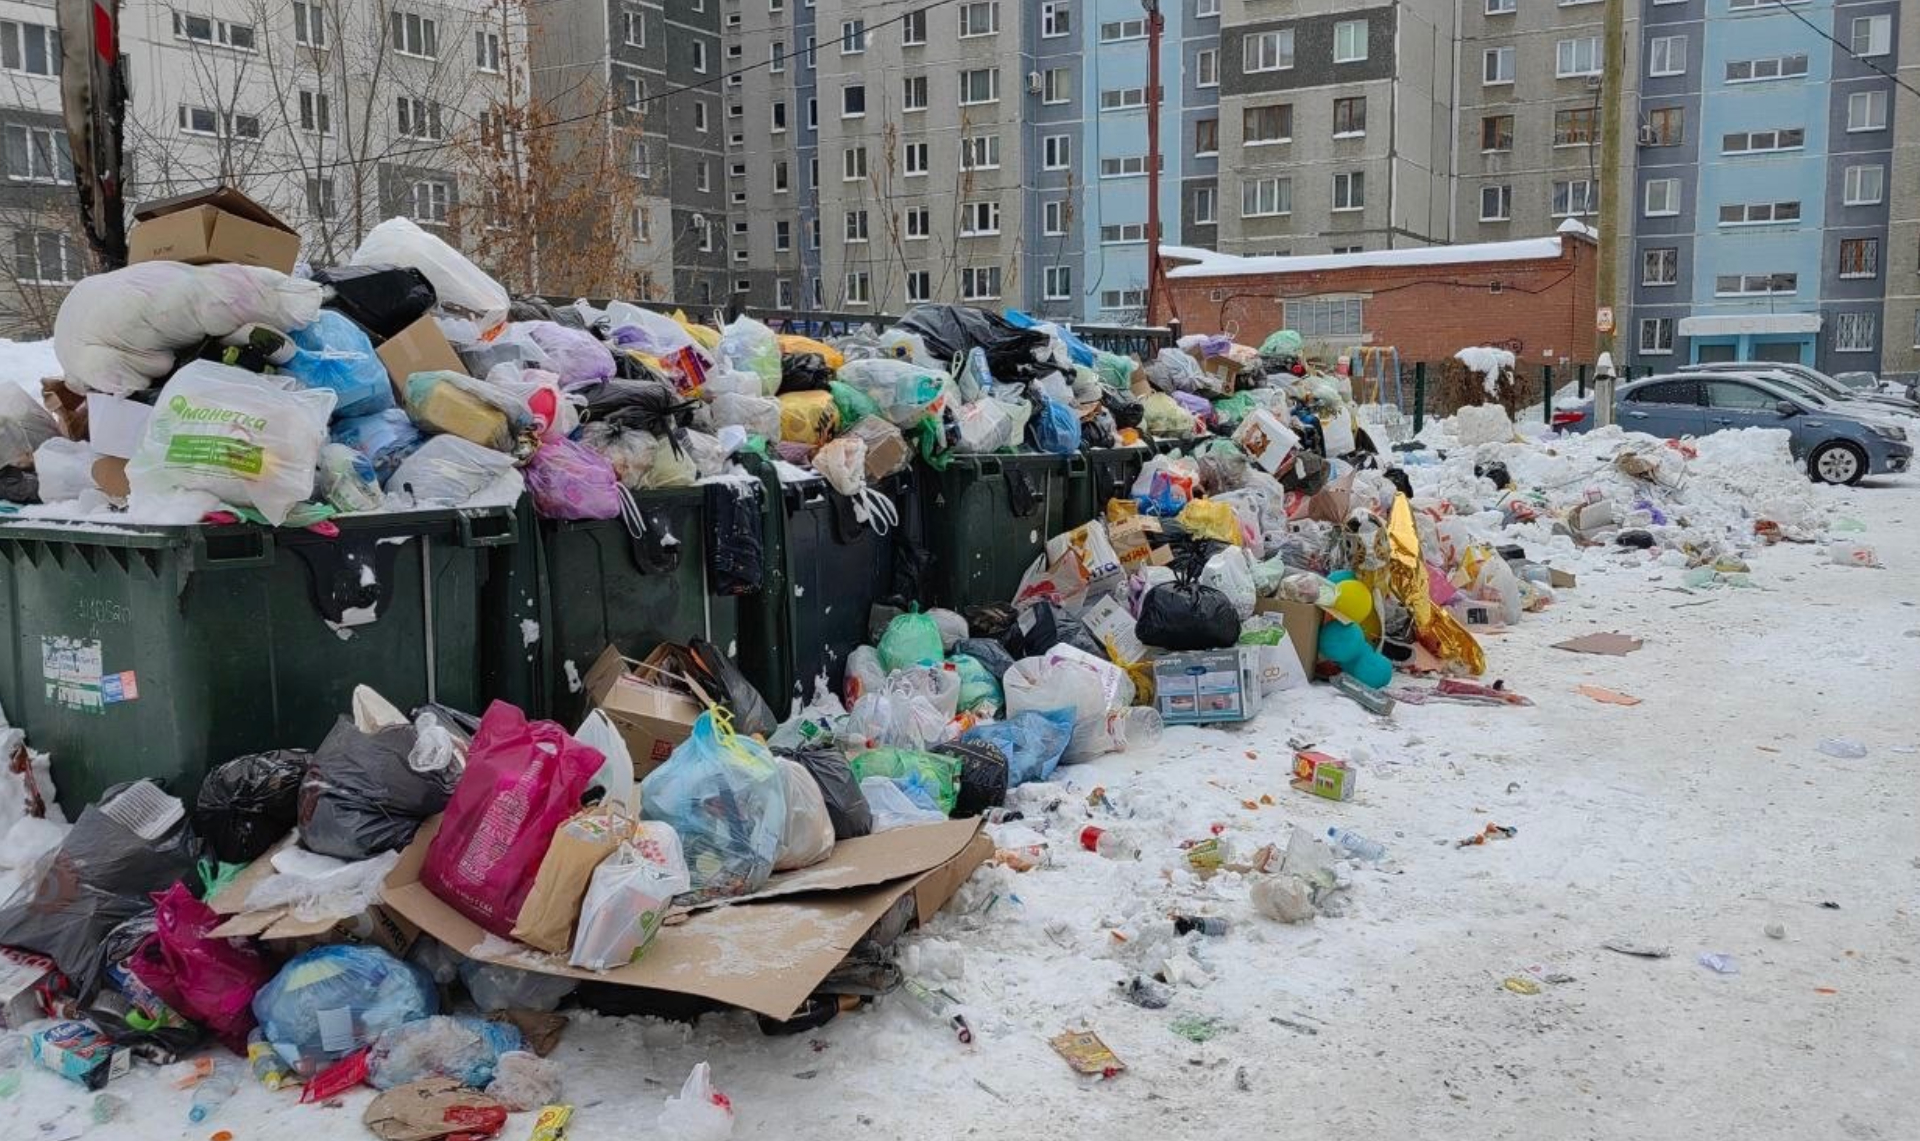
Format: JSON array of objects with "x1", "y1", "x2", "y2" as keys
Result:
[
  {"x1": 128, "y1": 186, "x2": 300, "y2": 273},
  {"x1": 208, "y1": 835, "x2": 421, "y2": 957},
  {"x1": 583, "y1": 646, "x2": 705, "y2": 777},
  {"x1": 1548, "y1": 567, "x2": 1577, "y2": 589},
  {"x1": 1291, "y1": 750, "x2": 1356, "y2": 801},
  {"x1": 380, "y1": 815, "x2": 991, "y2": 1021},
  {"x1": 1109, "y1": 516, "x2": 1171, "y2": 572},
  {"x1": 1152, "y1": 646, "x2": 1262, "y2": 725},
  {"x1": 1255, "y1": 598, "x2": 1323, "y2": 679},
  {"x1": 863, "y1": 430, "x2": 910, "y2": 484},
  {"x1": 31, "y1": 1021, "x2": 130, "y2": 1090},
  {"x1": 376, "y1": 315, "x2": 468, "y2": 396},
  {"x1": 0, "y1": 948, "x2": 59, "y2": 1030}
]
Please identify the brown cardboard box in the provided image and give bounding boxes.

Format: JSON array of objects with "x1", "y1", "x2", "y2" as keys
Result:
[
  {"x1": 380, "y1": 815, "x2": 991, "y2": 1021},
  {"x1": 376, "y1": 315, "x2": 468, "y2": 397},
  {"x1": 128, "y1": 186, "x2": 300, "y2": 272},
  {"x1": 863, "y1": 429, "x2": 910, "y2": 484},
  {"x1": 208, "y1": 835, "x2": 421, "y2": 957},
  {"x1": 1255, "y1": 597, "x2": 1323, "y2": 679},
  {"x1": 583, "y1": 646, "x2": 704, "y2": 777}
]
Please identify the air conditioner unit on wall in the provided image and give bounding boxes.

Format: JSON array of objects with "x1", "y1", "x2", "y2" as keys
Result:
[{"x1": 1026, "y1": 71, "x2": 1043, "y2": 94}]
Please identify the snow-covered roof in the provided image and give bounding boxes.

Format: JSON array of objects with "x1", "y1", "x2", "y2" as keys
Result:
[{"x1": 1163, "y1": 230, "x2": 1592, "y2": 280}]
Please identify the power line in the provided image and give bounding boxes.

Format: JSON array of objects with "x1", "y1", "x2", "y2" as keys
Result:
[
  {"x1": 1765, "y1": 0, "x2": 1920, "y2": 103},
  {"x1": 129, "y1": 0, "x2": 968, "y2": 189}
]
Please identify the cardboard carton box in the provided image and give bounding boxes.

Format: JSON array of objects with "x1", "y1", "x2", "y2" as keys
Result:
[
  {"x1": 376, "y1": 316, "x2": 468, "y2": 398},
  {"x1": 0, "y1": 948, "x2": 59, "y2": 1030},
  {"x1": 863, "y1": 430, "x2": 910, "y2": 484},
  {"x1": 1292, "y1": 750, "x2": 1356, "y2": 801},
  {"x1": 208, "y1": 835, "x2": 421, "y2": 958},
  {"x1": 583, "y1": 646, "x2": 704, "y2": 777},
  {"x1": 1254, "y1": 597, "x2": 1322, "y2": 679},
  {"x1": 1152, "y1": 646, "x2": 1262, "y2": 725},
  {"x1": 128, "y1": 186, "x2": 300, "y2": 273}
]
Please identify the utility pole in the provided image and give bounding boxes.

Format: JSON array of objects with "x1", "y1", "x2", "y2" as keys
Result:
[
  {"x1": 1144, "y1": 0, "x2": 1171, "y2": 325},
  {"x1": 1596, "y1": 0, "x2": 1624, "y2": 360}
]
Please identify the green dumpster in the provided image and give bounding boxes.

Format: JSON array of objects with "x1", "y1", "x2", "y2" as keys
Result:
[
  {"x1": 0, "y1": 508, "x2": 516, "y2": 813},
  {"x1": 773, "y1": 474, "x2": 910, "y2": 702},
  {"x1": 1066, "y1": 445, "x2": 1153, "y2": 528},
  {"x1": 918, "y1": 454, "x2": 1073, "y2": 611}
]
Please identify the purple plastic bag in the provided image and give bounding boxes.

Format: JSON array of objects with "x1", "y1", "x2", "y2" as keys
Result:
[
  {"x1": 526, "y1": 436, "x2": 624, "y2": 520},
  {"x1": 518, "y1": 321, "x2": 616, "y2": 388},
  {"x1": 1172, "y1": 390, "x2": 1212, "y2": 418}
]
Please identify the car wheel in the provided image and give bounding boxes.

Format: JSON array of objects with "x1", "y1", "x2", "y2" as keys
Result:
[{"x1": 1808, "y1": 441, "x2": 1865, "y2": 486}]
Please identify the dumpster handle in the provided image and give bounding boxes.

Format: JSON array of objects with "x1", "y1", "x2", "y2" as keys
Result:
[
  {"x1": 455, "y1": 509, "x2": 517, "y2": 548},
  {"x1": 421, "y1": 536, "x2": 437, "y2": 702},
  {"x1": 1006, "y1": 468, "x2": 1043, "y2": 519},
  {"x1": 200, "y1": 529, "x2": 272, "y2": 568}
]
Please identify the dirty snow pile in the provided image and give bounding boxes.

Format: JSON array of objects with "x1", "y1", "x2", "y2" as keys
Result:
[{"x1": 1454, "y1": 346, "x2": 1515, "y2": 399}]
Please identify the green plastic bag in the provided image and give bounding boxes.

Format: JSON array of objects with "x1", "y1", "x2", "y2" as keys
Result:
[
  {"x1": 878, "y1": 608, "x2": 944, "y2": 673},
  {"x1": 950, "y1": 654, "x2": 1002, "y2": 714},
  {"x1": 1094, "y1": 351, "x2": 1136, "y2": 390},
  {"x1": 1260, "y1": 330, "x2": 1304, "y2": 357},
  {"x1": 851, "y1": 748, "x2": 961, "y2": 815},
  {"x1": 1210, "y1": 392, "x2": 1257, "y2": 429},
  {"x1": 829, "y1": 380, "x2": 881, "y2": 426}
]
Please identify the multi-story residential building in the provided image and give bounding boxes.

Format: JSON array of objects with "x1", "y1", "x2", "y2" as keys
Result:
[
  {"x1": 1887, "y1": 0, "x2": 1919, "y2": 378},
  {"x1": 1178, "y1": 0, "x2": 1223, "y2": 272}
]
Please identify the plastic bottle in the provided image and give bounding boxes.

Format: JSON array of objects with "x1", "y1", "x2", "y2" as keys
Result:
[
  {"x1": 1327, "y1": 826, "x2": 1386, "y2": 862},
  {"x1": 0, "y1": 1033, "x2": 24, "y2": 1099},
  {"x1": 899, "y1": 977, "x2": 972, "y2": 1044},
  {"x1": 188, "y1": 1063, "x2": 240, "y2": 1124},
  {"x1": 1172, "y1": 915, "x2": 1229, "y2": 937},
  {"x1": 248, "y1": 1029, "x2": 295, "y2": 1091},
  {"x1": 1080, "y1": 826, "x2": 1142, "y2": 861}
]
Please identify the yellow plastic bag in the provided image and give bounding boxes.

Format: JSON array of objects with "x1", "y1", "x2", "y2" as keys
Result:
[
  {"x1": 779, "y1": 391, "x2": 841, "y2": 445},
  {"x1": 1178, "y1": 498, "x2": 1243, "y2": 546},
  {"x1": 671, "y1": 310, "x2": 721, "y2": 351},
  {"x1": 777, "y1": 334, "x2": 845, "y2": 370}
]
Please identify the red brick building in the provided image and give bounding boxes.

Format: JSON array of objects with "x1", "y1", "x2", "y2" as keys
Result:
[{"x1": 1153, "y1": 222, "x2": 1597, "y2": 370}]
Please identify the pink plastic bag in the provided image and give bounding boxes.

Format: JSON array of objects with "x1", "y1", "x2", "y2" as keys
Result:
[
  {"x1": 127, "y1": 882, "x2": 275, "y2": 1054},
  {"x1": 526, "y1": 436, "x2": 623, "y2": 520},
  {"x1": 421, "y1": 702, "x2": 607, "y2": 937}
]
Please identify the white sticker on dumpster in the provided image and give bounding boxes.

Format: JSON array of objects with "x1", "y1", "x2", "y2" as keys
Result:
[{"x1": 42, "y1": 636, "x2": 104, "y2": 713}]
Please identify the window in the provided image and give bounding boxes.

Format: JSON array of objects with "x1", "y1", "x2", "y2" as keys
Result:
[
  {"x1": 1713, "y1": 273, "x2": 1796, "y2": 296},
  {"x1": 1333, "y1": 20, "x2": 1367, "y2": 63},
  {"x1": 1100, "y1": 155, "x2": 1154, "y2": 177},
  {"x1": 960, "y1": 201, "x2": 1001, "y2": 235},
  {"x1": 395, "y1": 97, "x2": 443, "y2": 139},
  {"x1": 774, "y1": 161, "x2": 789, "y2": 192},
  {"x1": 1041, "y1": 2, "x2": 1071, "y2": 38},
  {"x1": 1553, "y1": 179, "x2": 1597, "y2": 216},
  {"x1": 903, "y1": 141, "x2": 929, "y2": 175},
  {"x1": 1642, "y1": 247, "x2": 1677, "y2": 285},
  {"x1": 1481, "y1": 114, "x2": 1513, "y2": 151},
  {"x1": 1850, "y1": 15, "x2": 1891, "y2": 57},
  {"x1": 1244, "y1": 30, "x2": 1294, "y2": 72},
  {"x1": 844, "y1": 210, "x2": 869, "y2": 242},
  {"x1": 307, "y1": 177, "x2": 336, "y2": 219},
  {"x1": 811, "y1": 278, "x2": 823, "y2": 308},
  {"x1": 1100, "y1": 222, "x2": 1147, "y2": 243},
  {"x1": 1044, "y1": 266, "x2": 1072, "y2": 301},
  {"x1": 1285, "y1": 297, "x2": 1364, "y2": 338},
  {"x1": 174, "y1": 12, "x2": 255, "y2": 50},
  {"x1": 1638, "y1": 318, "x2": 1673, "y2": 355},
  {"x1": 808, "y1": 217, "x2": 820, "y2": 248},
  {"x1": 1042, "y1": 201, "x2": 1067, "y2": 237},
  {"x1": 804, "y1": 36, "x2": 816, "y2": 67},
  {"x1": 776, "y1": 280, "x2": 793, "y2": 309},
  {"x1": 1554, "y1": 108, "x2": 1599, "y2": 146},
  {"x1": 1834, "y1": 313, "x2": 1874, "y2": 353},
  {"x1": 409, "y1": 179, "x2": 450, "y2": 224},
  {"x1": 845, "y1": 272, "x2": 871, "y2": 305},
  {"x1": 959, "y1": 69, "x2": 999, "y2": 105},
  {"x1": 807, "y1": 157, "x2": 818, "y2": 187},
  {"x1": 1333, "y1": 97, "x2": 1366, "y2": 137},
  {"x1": 629, "y1": 139, "x2": 650, "y2": 178},
  {"x1": 11, "y1": 230, "x2": 75, "y2": 285},
  {"x1": 771, "y1": 0, "x2": 783, "y2": 9},
  {"x1": 1725, "y1": 53, "x2": 1807, "y2": 83},
  {"x1": 621, "y1": 9, "x2": 644, "y2": 47},
  {"x1": 298, "y1": 90, "x2": 331, "y2": 134},
  {"x1": 1839, "y1": 238, "x2": 1878, "y2": 280},
  {"x1": 841, "y1": 19, "x2": 865, "y2": 53},
  {"x1": 842, "y1": 84, "x2": 865, "y2": 117},
  {"x1": 806, "y1": 99, "x2": 818, "y2": 130},
  {"x1": 1332, "y1": 171, "x2": 1365, "y2": 212},
  {"x1": 1043, "y1": 134, "x2": 1072, "y2": 170},
  {"x1": 1486, "y1": 0, "x2": 1515, "y2": 12},
  {"x1": 1648, "y1": 35, "x2": 1685, "y2": 77},
  {"x1": 1647, "y1": 106, "x2": 1684, "y2": 145},
  {"x1": 1195, "y1": 118, "x2": 1219, "y2": 156},
  {"x1": 292, "y1": 2, "x2": 327, "y2": 49},
  {"x1": 906, "y1": 208, "x2": 932, "y2": 239},
  {"x1": 961, "y1": 266, "x2": 1001, "y2": 300},
  {"x1": 1042, "y1": 68, "x2": 1071, "y2": 104},
  {"x1": 1194, "y1": 187, "x2": 1217, "y2": 224},
  {"x1": 961, "y1": 134, "x2": 1001, "y2": 170},
  {"x1": 1242, "y1": 176, "x2": 1291, "y2": 217},
  {"x1": 1722, "y1": 127, "x2": 1804, "y2": 154},
  {"x1": 1100, "y1": 19, "x2": 1146, "y2": 42},
  {"x1": 775, "y1": 220, "x2": 791, "y2": 251},
  {"x1": 1480, "y1": 185, "x2": 1512, "y2": 221},
  {"x1": 906, "y1": 271, "x2": 931, "y2": 302},
  {"x1": 694, "y1": 160, "x2": 712, "y2": 192},
  {"x1": 177, "y1": 105, "x2": 219, "y2": 136},
  {"x1": 1843, "y1": 165, "x2": 1884, "y2": 206},
  {"x1": 474, "y1": 29, "x2": 500, "y2": 72},
  {"x1": 842, "y1": 146, "x2": 867, "y2": 180},
  {"x1": 771, "y1": 101, "x2": 787, "y2": 131},
  {"x1": 1705, "y1": 381, "x2": 1787, "y2": 411},
  {"x1": 770, "y1": 40, "x2": 785, "y2": 72},
  {"x1": 1913, "y1": 311, "x2": 1920, "y2": 349},
  {"x1": 958, "y1": 2, "x2": 998, "y2": 38},
  {"x1": 693, "y1": 101, "x2": 708, "y2": 131},
  {"x1": 902, "y1": 9, "x2": 927, "y2": 45},
  {"x1": 389, "y1": 11, "x2": 436, "y2": 57},
  {"x1": 1847, "y1": 91, "x2": 1887, "y2": 132},
  {"x1": 1556, "y1": 37, "x2": 1601, "y2": 77},
  {"x1": 1244, "y1": 104, "x2": 1293, "y2": 144},
  {"x1": 1196, "y1": 49, "x2": 1218, "y2": 88},
  {"x1": 619, "y1": 75, "x2": 645, "y2": 108},
  {"x1": 1628, "y1": 380, "x2": 1698, "y2": 406},
  {"x1": 1718, "y1": 201, "x2": 1800, "y2": 225},
  {"x1": 691, "y1": 40, "x2": 707, "y2": 72},
  {"x1": 905, "y1": 75, "x2": 930, "y2": 110},
  {"x1": 1101, "y1": 289, "x2": 1146, "y2": 311},
  {"x1": 1100, "y1": 87, "x2": 1147, "y2": 111},
  {"x1": 1197, "y1": 0, "x2": 1220, "y2": 16},
  {"x1": 1484, "y1": 47, "x2": 1515, "y2": 85},
  {"x1": 1644, "y1": 178, "x2": 1680, "y2": 216}
]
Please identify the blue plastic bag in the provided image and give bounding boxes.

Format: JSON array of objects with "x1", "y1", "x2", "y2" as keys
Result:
[
  {"x1": 367, "y1": 1014, "x2": 523, "y2": 1090},
  {"x1": 1030, "y1": 396, "x2": 1082, "y2": 456},
  {"x1": 252, "y1": 945, "x2": 438, "y2": 1067},
  {"x1": 285, "y1": 311, "x2": 396, "y2": 418},
  {"x1": 1004, "y1": 309, "x2": 1096, "y2": 367},
  {"x1": 640, "y1": 712, "x2": 788, "y2": 903},
  {"x1": 331, "y1": 408, "x2": 424, "y2": 480},
  {"x1": 962, "y1": 708, "x2": 1074, "y2": 786}
]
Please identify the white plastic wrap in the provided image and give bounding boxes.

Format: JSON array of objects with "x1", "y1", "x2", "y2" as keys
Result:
[
  {"x1": 772, "y1": 759, "x2": 835, "y2": 871},
  {"x1": 385, "y1": 434, "x2": 518, "y2": 506},
  {"x1": 351, "y1": 217, "x2": 510, "y2": 330}
]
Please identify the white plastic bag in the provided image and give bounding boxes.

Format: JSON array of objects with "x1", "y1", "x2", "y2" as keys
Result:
[
  {"x1": 32, "y1": 437, "x2": 98, "y2": 502},
  {"x1": 773, "y1": 759, "x2": 835, "y2": 871},
  {"x1": 1003, "y1": 650, "x2": 1131, "y2": 763},
  {"x1": 385, "y1": 433, "x2": 518, "y2": 506},
  {"x1": 352, "y1": 217, "x2": 510, "y2": 330},
  {"x1": 843, "y1": 680, "x2": 952, "y2": 752},
  {"x1": 126, "y1": 360, "x2": 334, "y2": 525},
  {"x1": 0, "y1": 383, "x2": 56, "y2": 467},
  {"x1": 569, "y1": 823, "x2": 691, "y2": 970},
  {"x1": 717, "y1": 316, "x2": 781, "y2": 396},
  {"x1": 953, "y1": 398, "x2": 1016, "y2": 453},
  {"x1": 657, "y1": 1063, "x2": 734, "y2": 1141},
  {"x1": 573, "y1": 709, "x2": 637, "y2": 813},
  {"x1": 927, "y1": 608, "x2": 968, "y2": 652},
  {"x1": 861, "y1": 776, "x2": 947, "y2": 831},
  {"x1": 54, "y1": 262, "x2": 324, "y2": 395},
  {"x1": 709, "y1": 392, "x2": 781, "y2": 439},
  {"x1": 1201, "y1": 545, "x2": 1258, "y2": 620}
]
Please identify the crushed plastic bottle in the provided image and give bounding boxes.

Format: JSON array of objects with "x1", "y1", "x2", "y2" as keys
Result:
[
  {"x1": 249, "y1": 1028, "x2": 296, "y2": 1091},
  {"x1": 1697, "y1": 952, "x2": 1738, "y2": 975},
  {"x1": 1172, "y1": 915, "x2": 1229, "y2": 937},
  {"x1": 1079, "y1": 826, "x2": 1142, "y2": 861},
  {"x1": 1817, "y1": 738, "x2": 1868, "y2": 759},
  {"x1": 1327, "y1": 826, "x2": 1386, "y2": 862},
  {"x1": 188, "y1": 1063, "x2": 240, "y2": 1123}
]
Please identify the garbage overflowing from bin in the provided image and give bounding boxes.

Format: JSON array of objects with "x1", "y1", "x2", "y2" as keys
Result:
[{"x1": 0, "y1": 185, "x2": 1864, "y2": 1134}]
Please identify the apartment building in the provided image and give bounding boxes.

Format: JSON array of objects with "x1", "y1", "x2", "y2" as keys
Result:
[
  {"x1": 1887, "y1": 0, "x2": 1919, "y2": 377},
  {"x1": 721, "y1": 0, "x2": 816, "y2": 312}
]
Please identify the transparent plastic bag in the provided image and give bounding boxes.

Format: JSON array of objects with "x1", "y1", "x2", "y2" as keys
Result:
[
  {"x1": 284, "y1": 310, "x2": 394, "y2": 418},
  {"x1": 1003, "y1": 652, "x2": 1132, "y2": 763},
  {"x1": 710, "y1": 392, "x2": 781, "y2": 439},
  {"x1": 569, "y1": 823, "x2": 690, "y2": 968},
  {"x1": 385, "y1": 434, "x2": 518, "y2": 506},
  {"x1": 331, "y1": 409, "x2": 423, "y2": 481},
  {"x1": 33, "y1": 437, "x2": 97, "y2": 502},
  {"x1": 657, "y1": 1062, "x2": 734, "y2": 1141},
  {"x1": 639, "y1": 713, "x2": 786, "y2": 903},
  {"x1": 318, "y1": 443, "x2": 386, "y2": 514},
  {"x1": 773, "y1": 759, "x2": 835, "y2": 871},
  {"x1": 486, "y1": 1051, "x2": 565, "y2": 1111},
  {"x1": 511, "y1": 321, "x2": 614, "y2": 388},
  {"x1": 403, "y1": 370, "x2": 515, "y2": 452},
  {"x1": 1201, "y1": 545, "x2": 1258, "y2": 620},
  {"x1": 526, "y1": 435, "x2": 624, "y2": 520},
  {"x1": 0, "y1": 382, "x2": 58, "y2": 466},
  {"x1": 843, "y1": 645, "x2": 887, "y2": 704},
  {"x1": 962, "y1": 708, "x2": 1074, "y2": 786},
  {"x1": 252, "y1": 945, "x2": 438, "y2": 1066},
  {"x1": 860, "y1": 777, "x2": 946, "y2": 831},
  {"x1": 352, "y1": 217, "x2": 510, "y2": 329},
  {"x1": 367, "y1": 1014, "x2": 520, "y2": 1090},
  {"x1": 850, "y1": 748, "x2": 960, "y2": 814},
  {"x1": 953, "y1": 397, "x2": 1016, "y2": 453},
  {"x1": 458, "y1": 961, "x2": 576, "y2": 1014},
  {"x1": 843, "y1": 681, "x2": 952, "y2": 753},
  {"x1": 835, "y1": 358, "x2": 947, "y2": 427},
  {"x1": 718, "y1": 316, "x2": 782, "y2": 395}
]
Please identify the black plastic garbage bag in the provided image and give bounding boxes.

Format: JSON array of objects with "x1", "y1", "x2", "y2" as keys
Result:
[
  {"x1": 312, "y1": 265, "x2": 436, "y2": 341},
  {"x1": 953, "y1": 638, "x2": 1016, "y2": 682},
  {"x1": 0, "y1": 466, "x2": 38, "y2": 504},
  {"x1": 297, "y1": 718, "x2": 456, "y2": 861},
  {"x1": 964, "y1": 603, "x2": 1019, "y2": 643},
  {"x1": 779, "y1": 747, "x2": 872, "y2": 840},
  {"x1": 574, "y1": 377, "x2": 695, "y2": 431},
  {"x1": 508, "y1": 296, "x2": 587, "y2": 329},
  {"x1": 1102, "y1": 387, "x2": 1144, "y2": 431},
  {"x1": 1136, "y1": 544, "x2": 1241, "y2": 651},
  {"x1": 931, "y1": 739, "x2": 1009, "y2": 817},
  {"x1": 1016, "y1": 601, "x2": 1108, "y2": 661},
  {"x1": 0, "y1": 782, "x2": 200, "y2": 999},
  {"x1": 194, "y1": 750, "x2": 312, "y2": 865},
  {"x1": 778, "y1": 353, "x2": 834, "y2": 395},
  {"x1": 896, "y1": 305, "x2": 1051, "y2": 379},
  {"x1": 686, "y1": 638, "x2": 778, "y2": 739}
]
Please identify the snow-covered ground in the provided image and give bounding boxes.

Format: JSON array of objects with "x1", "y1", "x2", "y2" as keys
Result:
[{"x1": 5, "y1": 434, "x2": 1918, "y2": 1140}]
